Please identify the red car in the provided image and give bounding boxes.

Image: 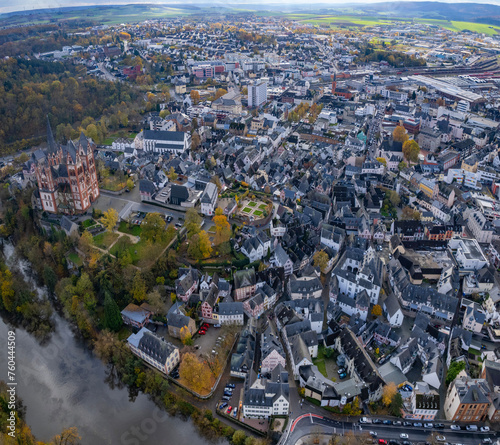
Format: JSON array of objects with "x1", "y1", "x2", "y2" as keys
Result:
[
  {"x1": 378, "y1": 440, "x2": 387, "y2": 445},
  {"x1": 202, "y1": 323, "x2": 209, "y2": 329},
  {"x1": 226, "y1": 405, "x2": 232, "y2": 414},
  {"x1": 198, "y1": 330, "x2": 206, "y2": 335}
]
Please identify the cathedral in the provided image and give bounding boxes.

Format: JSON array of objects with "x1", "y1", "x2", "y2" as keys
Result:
[{"x1": 33, "y1": 119, "x2": 100, "y2": 214}]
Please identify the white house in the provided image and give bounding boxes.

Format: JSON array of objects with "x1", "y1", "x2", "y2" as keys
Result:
[
  {"x1": 200, "y1": 182, "x2": 218, "y2": 216},
  {"x1": 217, "y1": 302, "x2": 244, "y2": 325},
  {"x1": 383, "y1": 293, "x2": 404, "y2": 328},
  {"x1": 127, "y1": 327, "x2": 180, "y2": 375}
]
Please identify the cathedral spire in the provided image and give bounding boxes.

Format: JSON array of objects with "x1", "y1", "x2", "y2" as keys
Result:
[{"x1": 47, "y1": 115, "x2": 57, "y2": 153}]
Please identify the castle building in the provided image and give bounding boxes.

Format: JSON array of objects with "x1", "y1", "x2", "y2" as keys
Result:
[{"x1": 33, "y1": 119, "x2": 99, "y2": 214}]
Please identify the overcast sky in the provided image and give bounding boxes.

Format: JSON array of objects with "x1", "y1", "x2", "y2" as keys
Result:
[{"x1": 3, "y1": 0, "x2": 500, "y2": 15}]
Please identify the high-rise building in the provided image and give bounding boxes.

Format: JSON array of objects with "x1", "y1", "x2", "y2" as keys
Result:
[
  {"x1": 33, "y1": 119, "x2": 99, "y2": 214},
  {"x1": 248, "y1": 80, "x2": 267, "y2": 107}
]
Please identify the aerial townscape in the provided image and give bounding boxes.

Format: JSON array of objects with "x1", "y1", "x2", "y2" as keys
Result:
[{"x1": 3, "y1": 2, "x2": 500, "y2": 445}]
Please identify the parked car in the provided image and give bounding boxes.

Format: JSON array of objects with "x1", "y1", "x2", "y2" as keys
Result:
[
  {"x1": 338, "y1": 368, "x2": 346, "y2": 374},
  {"x1": 226, "y1": 406, "x2": 232, "y2": 414},
  {"x1": 435, "y1": 424, "x2": 445, "y2": 429},
  {"x1": 413, "y1": 423, "x2": 423, "y2": 427},
  {"x1": 450, "y1": 425, "x2": 461, "y2": 431},
  {"x1": 466, "y1": 425, "x2": 478, "y2": 432},
  {"x1": 339, "y1": 372, "x2": 347, "y2": 379},
  {"x1": 372, "y1": 419, "x2": 382, "y2": 424},
  {"x1": 403, "y1": 422, "x2": 412, "y2": 427},
  {"x1": 221, "y1": 395, "x2": 230, "y2": 401},
  {"x1": 219, "y1": 402, "x2": 228, "y2": 410},
  {"x1": 198, "y1": 330, "x2": 206, "y2": 335},
  {"x1": 480, "y1": 427, "x2": 490, "y2": 432},
  {"x1": 360, "y1": 418, "x2": 370, "y2": 424},
  {"x1": 226, "y1": 383, "x2": 235, "y2": 389},
  {"x1": 370, "y1": 432, "x2": 378, "y2": 437},
  {"x1": 400, "y1": 434, "x2": 409, "y2": 439},
  {"x1": 424, "y1": 423, "x2": 433, "y2": 428},
  {"x1": 166, "y1": 216, "x2": 173, "y2": 223},
  {"x1": 393, "y1": 421, "x2": 402, "y2": 426},
  {"x1": 232, "y1": 407, "x2": 238, "y2": 418},
  {"x1": 483, "y1": 439, "x2": 492, "y2": 444},
  {"x1": 436, "y1": 436, "x2": 446, "y2": 442},
  {"x1": 378, "y1": 440, "x2": 387, "y2": 445},
  {"x1": 383, "y1": 420, "x2": 392, "y2": 425}
]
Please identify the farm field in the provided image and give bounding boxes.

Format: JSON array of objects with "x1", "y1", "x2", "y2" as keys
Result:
[{"x1": 283, "y1": 13, "x2": 500, "y2": 35}]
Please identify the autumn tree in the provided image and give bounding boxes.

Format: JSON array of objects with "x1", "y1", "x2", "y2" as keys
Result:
[
  {"x1": 213, "y1": 208, "x2": 231, "y2": 245},
  {"x1": 398, "y1": 161, "x2": 407, "y2": 171},
  {"x1": 0, "y1": 267, "x2": 15, "y2": 312},
  {"x1": 179, "y1": 352, "x2": 214, "y2": 395},
  {"x1": 215, "y1": 88, "x2": 228, "y2": 100},
  {"x1": 393, "y1": 125, "x2": 408, "y2": 143},
  {"x1": 188, "y1": 231, "x2": 213, "y2": 260},
  {"x1": 211, "y1": 175, "x2": 222, "y2": 192},
  {"x1": 371, "y1": 304, "x2": 382, "y2": 317},
  {"x1": 191, "y1": 132, "x2": 201, "y2": 150},
  {"x1": 79, "y1": 230, "x2": 94, "y2": 257},
  {"x1": 146, "y1": 289, "x2": 165, "y2": 315},
  {"x1": 401, "y1": 206, "x2": 421, "y2": 221},
  {"x1": 382, "y1": 381, "x2": 398, "y2": 406},
  {"x1": 93, "y1": 330, "x2": 120, "y2": 363},
  {"x1": 141, "y1": 212, "x2": 166, "y2": 243},
  {"x1": 127, "y1": 178, "x2": 134, "y2": 190},
  {"x1": 402, "y1": 139, "x2": 420, "y2": 164},
  {"x1": 101, "y1": 208, "x2": 119, "y2": 232},
  {"x1": 386, "y1": 190, "x2": 401, "y2": 207},
  {"x1": 376, "y1": 157, "x2": 387, "y2": 167},
  {"x1": 180, "y1": 326, "x2": 193, "y2": 345},
  {"x1": 131, "y1": 272, "x2": 147, "y2": 302},
  {"x1": 50, "y1": 427, "x2": 81, "y2": 445},
  {"x1": 168, "y1": 166, "x2": 178, "y2": 181},
  {"x1": 313, "y1": 250, "x2": 329, "y2": 273},
  {"x1": 184, "y1": 208, "x2": 202, "y2": 238},
  {"x1": 190, "y1": 90, "x2": 200, "y2": 104},
  {"x1": 233, "y1": 430, "x2": 247, "y2": 445}
]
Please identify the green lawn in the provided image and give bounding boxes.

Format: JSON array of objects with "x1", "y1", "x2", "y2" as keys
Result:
[
  {"x1": 118, "y1": 221, "x2": 142, "y2": 236},
  {"x1": 68, "y1": 252, "x2": 83, "y2": 267},
  {"x1": 82, "y1": 218, "x2": 97, "y2": 229},
  {"x1": 253, "y1": 210, "x2": 263, "y2": 216},
  {"x1": 258, "y1": 204, "x2": 267, "y2": 211},
  {"x1": 93, "y1": 232, "x2": 120, "y2": 249},
  {"x1": 313, "y1": 358, "x2": 328, "y2": 378},
  {"x1": 248, "y1": 201, "x2": 257, "y2": 207},
  {"x1": 110, "y1": 236, "x2": 169, "y2": 267},
  {"x1": 242, "y1": 207, "x2": 252, "y2": 213}
]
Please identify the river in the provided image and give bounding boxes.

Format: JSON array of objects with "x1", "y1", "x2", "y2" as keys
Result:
[{"x1": 0, "y1": 242, "x2": 217, "y2": 445}]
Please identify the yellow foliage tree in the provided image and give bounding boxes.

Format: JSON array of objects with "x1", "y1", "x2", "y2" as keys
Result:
[
  {"x1": 371, "y1": 304, "x2": 382, "y2": 317},
  {"x1": 313, "y1": 250, "x2": 329, "y2": 273},
  {"x1": 101, "y1": 208, "x2": 119, "y2": 232},
  {"x1": 376, "y1": 157, "x2": 387, "y2": 167},
  {"x1": 179, "y1": 352, "x2": 214, "y2": 395},
  {"x1": 393, "y1": 125, "x2": 409, "y2": 143},
  {"x1": 213, "y1": 209, "x2": 231, "y2": 245},
  {"x1": 180, "y1": 326, "x2": 192, "y2": 345},
  {"x1": 190, "y1": 90, "x2": 200, "y2": 104},
  {"x1": 382, "y1": 381, "x2": 398, "y2": 406}
]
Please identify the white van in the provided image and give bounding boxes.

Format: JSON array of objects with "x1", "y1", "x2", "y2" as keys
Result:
[{"x1": 466, "y1": 425, "x2": 478, "y2": 432}]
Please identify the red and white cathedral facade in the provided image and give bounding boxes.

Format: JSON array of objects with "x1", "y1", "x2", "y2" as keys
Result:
[{"x1": 34, "y1": 123, "x2": 100, "y2": 214}]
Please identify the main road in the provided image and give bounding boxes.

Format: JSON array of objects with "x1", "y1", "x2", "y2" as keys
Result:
[{"x1": 281, "y1": 414, "x2": 498, "y2": 445}]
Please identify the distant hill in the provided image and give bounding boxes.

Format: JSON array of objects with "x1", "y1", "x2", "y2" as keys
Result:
[
  {"x1": 287, "y1": 1, "x2": 500, "y2": 26},
  {"x1": 4, "y1": 1, "x2": 500, "y2": 28}
]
